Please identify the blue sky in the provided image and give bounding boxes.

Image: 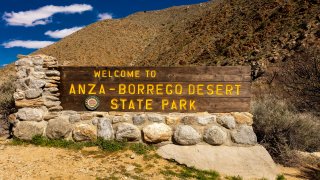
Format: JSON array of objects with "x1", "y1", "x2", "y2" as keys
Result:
[{"x1": 0, "y1": 0, "x2": 208, "y2": 67}]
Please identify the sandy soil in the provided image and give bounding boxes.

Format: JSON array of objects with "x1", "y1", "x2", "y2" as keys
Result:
[{"x1": 0, "y1": 141, "x2": 309, "y2": 180}]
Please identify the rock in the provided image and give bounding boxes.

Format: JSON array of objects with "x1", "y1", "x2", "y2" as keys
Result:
[
  {"x1": 126, "y1": 165, "x2": 135, "y2": 172},
  {"x1": 174, "y1": 125, "x2": 201, "y2": 145},
  {"x1": 46, "y1": 116, "x2": 72, "y2": 139},
  {"x1": 217, "y1": 115, "x2": 236, "y2": 129},
  {"x1": 81, "y1": 113, "x2": 94, "y2": 121},
  {"x1": 15, "y1": 98, "x2": 44, "y2": 108},
  {"x1": 16, "y1": 78, "x2": 28, "y2": 91},
  {"x1": 17, "y1": 69, "x2": 27, "y2": 78},
  {"x1": 132, "y1": 114, "x2": 147, "y2": 125},
  {"x1": 29, "y1": 79, "x2": 46, "y2": 89},
  {"x1": 203, "y1": 125, "x2": 227, "y2": 145},
  {"x1": 16, "y1": 108, "x2": 44, "y2": 122},
  {"x1": 31, "y1": 72, "x2": 45, "y2": 79},
  {"x1": 45, "y1": 70, "x2": 60, "y2": 76},
  {"x1": 143, "y1": 123, "x2": 172, "y2": 143},
  {"x1": 44, "y1": 95, "x2": 59, "y2": 101},
  {"x1": 69, "y1": 113, "x2": 81, "y2": 123},
  {"x1": 13, "y1": 91, "x2": 25, "y2": 100},
  {"x1": 197, "y1": 115, "x2": 216, "y2": 125},
  {"x1": 25, "y1": 89, "x2": 43, "y2": 99},
  {"x1": 44, "y1": 87, "x2": 59, "y2": 92},
  {"x1": 112, "y1": 115, "x2": 132, "y2": 124},
  {"x1": 48, "y1": 105, "x2": 63, "y2": 111},
  {"x1": 15, "y1": 58, "x2": 33, "y2": 66},
  {"x1": 13, "y1": 121, "x2": 47, "y2": 140},
  {"x1": 43, "y1": 112, "x2": 59, "y2": 120},
  {"x1": 44, "y1": 100, "x2": 61, "y2": 108},
  {"x1": 181, "y1": 115, "x2": 215, "y2": 125},
  {"x1": 147, "y1": 113, "x2": 165, "y2": 123},
  {"x1": 97, "y1": 118, "x2": 114, "y2": 140},
  {"x1": 115, "y1": 123, "x2": 140, "y2": 141},
  {"x1": 231, "y1": 125, "x2": 257, "y2": 145},
  {"x1": 157, "y1": 144, "x2": 279, "y2": 179},
  {"x1": 231, "y1": 112, "x2": 253, "y2": 125},
  {"x1": 73, "y1": 124, "x2": 97, "y2": 142},
  {"x1": 130, "y1": 154, "x2": 136, "y2": 159},
  {"x1": 165, "y1": 115, "x2": 181, "y2": 125}
]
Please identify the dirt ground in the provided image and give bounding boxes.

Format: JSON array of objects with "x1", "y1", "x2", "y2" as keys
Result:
[{"x1": 0, "y1": 140, "x2": 310, "y2": 180}]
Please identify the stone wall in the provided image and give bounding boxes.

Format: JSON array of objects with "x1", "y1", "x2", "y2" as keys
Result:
[{"x1": 10, "y1": 55, "x2": 257, "y2": 146}]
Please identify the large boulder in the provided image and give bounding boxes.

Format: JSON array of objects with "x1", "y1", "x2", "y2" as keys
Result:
[
  {"x1": 147, "y1": 113, "x2": 165, "y2": 123},
  {"x1": 231, "y1": 112, "x2": 253, "y2": 125},
  {"x1": 115, "y1": 123, "x2": 140, "y2": 141},
  {"x1": 174, "y1": 125, "x2": 201, "y2": 145},
  {"x1": 97, "y1": 117, "x2": 114, "y2": 140},
  {"x1": 13, "y1": 121, "x2": 47, "y2": 140},
  {"x1": 231, "y1": 125, "x2": 257, "y2": 145},
  {"x1": 157, "y1": 144, "x2": 279, "y2": 179},
  {"x1": 132, "y1": 114, "x2": 147, "y2": 125},
  {"x1": 143, "y1": 123, "x2": 172, "y2": 143},
  {"x1": 217, "y1": 115, "x2": 236, "y2": 129},
  {"x1": 181, "y1": 114, "x2": 215, "y2": 126},
  {"x1": 73, "y1": 124, "x2": 97, "y2": 142},
  {"x1": 46, "y1": 116, "x2": 72, "y2": 139},
  {"x1": 16, "y1": 108, "x2": 44, "y2": 122},
  {"x1": 203, "y1": 125, "x2": 227, "y2": 145}
]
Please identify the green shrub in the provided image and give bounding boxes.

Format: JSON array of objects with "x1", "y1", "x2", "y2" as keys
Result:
[
  {"x1": 252, "y1": 95, "x2": 320, "y2": 165},
  {"x1": 96, "y1": 138, "x2": 127, "y2": 152},
  {"x1": 129, "y1": 143, "x2": 154, "y2": 155}
]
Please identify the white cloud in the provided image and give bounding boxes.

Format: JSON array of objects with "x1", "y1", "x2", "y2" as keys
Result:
[
  {"x1": 3, "y1": 4, "x2": 93, "y2": 27},
  {"x1": 2, "y1": 40, "x2": 55, "y2": 49},
  {"x1": 98, "y1": 13, "x2": 113, "y2": 21},
  {"x1": 45, "y1": 26, "x2": 84, "y2": 38},
  {"x1": 2, "y1": 64, "x2": 8, "y2": 67}
]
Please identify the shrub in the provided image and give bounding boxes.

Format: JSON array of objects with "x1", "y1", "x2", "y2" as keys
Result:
[
  {"x1": 252, "y1": 95, "x2": 320, "y2": 165},
  {"x1": 0, "y1": 77, "x2": 16, "y2": 115},
  {"x1": 278, "y1": 47, "x2": 320, "y2": 113}
]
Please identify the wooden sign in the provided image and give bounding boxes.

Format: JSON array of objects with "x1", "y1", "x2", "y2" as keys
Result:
[{"x1": 58, "y1": 66, "x2": 251, "y2": 112}]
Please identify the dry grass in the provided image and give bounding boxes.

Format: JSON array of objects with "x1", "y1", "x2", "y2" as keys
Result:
[{"x1": 252, "y1": 95, "x2": 320, "y2": 166}]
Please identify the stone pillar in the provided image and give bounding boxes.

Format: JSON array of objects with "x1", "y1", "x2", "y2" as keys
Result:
[{"x1": 13, "y1": 55, "x2": 62, "y2": 140}]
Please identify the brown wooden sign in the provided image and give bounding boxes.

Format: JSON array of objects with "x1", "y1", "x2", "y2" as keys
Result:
[{"x1": 59, "y1": 66, "x2": 251, "y2": 112}]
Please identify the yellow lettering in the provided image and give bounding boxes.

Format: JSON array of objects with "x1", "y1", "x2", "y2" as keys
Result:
[
  {"x1": 197, "y1": 84, "x2": 204, "y2": 95},
  {"x1": 216, "y1": 84, "x2": 223, "y2": 95},
  {"x1": 166, "y1": 84, "x2": 173, "y2": 95},
  {"x1": 156, "y1": 84, "x2": 163, "y2": 95},
  {"x1": 69, "y1": 84, "x2": 76, "y2": 94},
  {"x1": 94, "y1": 70, "x2": 101, "y2": 78},
  {"x1": 119, "y1": 84, "x2": 126, "y2": 94},
  {"x1": 137, "y1": 99, "x2": 143, "y2": 110},
  {"x1": 102, "y1": 70, "x2": 107, "y2": 78},
  {"x1": 146, "y1": 99, "x2": 153, "y2": 110},
  {"x1": 171, "y1": 100, "x2": 177, "y2": 110},
  {"x1": 180, "y1": 99, "x2": 187, "y2": 110},
  {"x1": 110, "y1": 98, "x2": 118, "y2": 110},
  {"x1": 128, "y1": 84, "x2": 135, "y2": 95},
  {"x1": 189, "y1": 100, "x2": 196, "y2": 110},
  {"x1": 235, "y1": 84, "x2": 241, "y2": 95},
  {"x1": 162, "y1": 99, "x2": 169, "y2": 110},
  {"x1": 99, "y1": 85, "x2": 105, "y2": 94},
  {"x1": 207, "y1": 84, "x2": 214, "y2": 95},
  {"x1": 147, "y1": 84, "x2": 154, "y2": 94},
  {"x1": 137, "y1": 84, "x2": 144, "y2": 94},
  {"x1": 119, "y1": 98, "x2": 127, "y2": 110},
  {"x1": 176, "y1": 84, "x2": 183, "y2": 95},
  {"x1": 188, "y1": 84, "x2": 195, "y2": 95},
  {"x1": 225, "y1": 84, "x2": 233, "y2": 95},
  {"x1": 88, "y1": 84, "x2": 96, "y2": 95},
  {"x1": 128, "y1": 100, "x2": 135, "y2": 110},
  {"x1": 78, "y1": 84, "x2": 86, "y2": 94}
]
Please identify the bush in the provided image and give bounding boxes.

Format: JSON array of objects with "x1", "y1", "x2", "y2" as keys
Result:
[
  {"x1": 252, "y1": 95, "x2": 320, "y2": 165},
  {"x1": 0, "y1": 77, "x2": 16, "y2": 115},
  {"x1": 278, "y1": 47, "x2": 320, "y2": 113}
]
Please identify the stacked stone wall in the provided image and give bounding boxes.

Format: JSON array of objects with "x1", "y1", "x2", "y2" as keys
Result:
[{"x1": 11, "y1": 55, "x2": 257, "y2": 146}]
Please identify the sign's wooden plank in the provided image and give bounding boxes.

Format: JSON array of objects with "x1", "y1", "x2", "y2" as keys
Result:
[
  {"x1": 59, "y1": 82, "x2": 251, "y2": 98},
  {"x1": 59, "y1": 66, "x2": 251, "y2": 82},
  {"x1": 60, "y1": 96, "x2": 251, "y2": 112}
]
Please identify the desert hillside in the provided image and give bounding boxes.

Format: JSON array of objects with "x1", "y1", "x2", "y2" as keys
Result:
[{"x1": 1, "y1": 0, "x2": 319, "y2": 81}]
